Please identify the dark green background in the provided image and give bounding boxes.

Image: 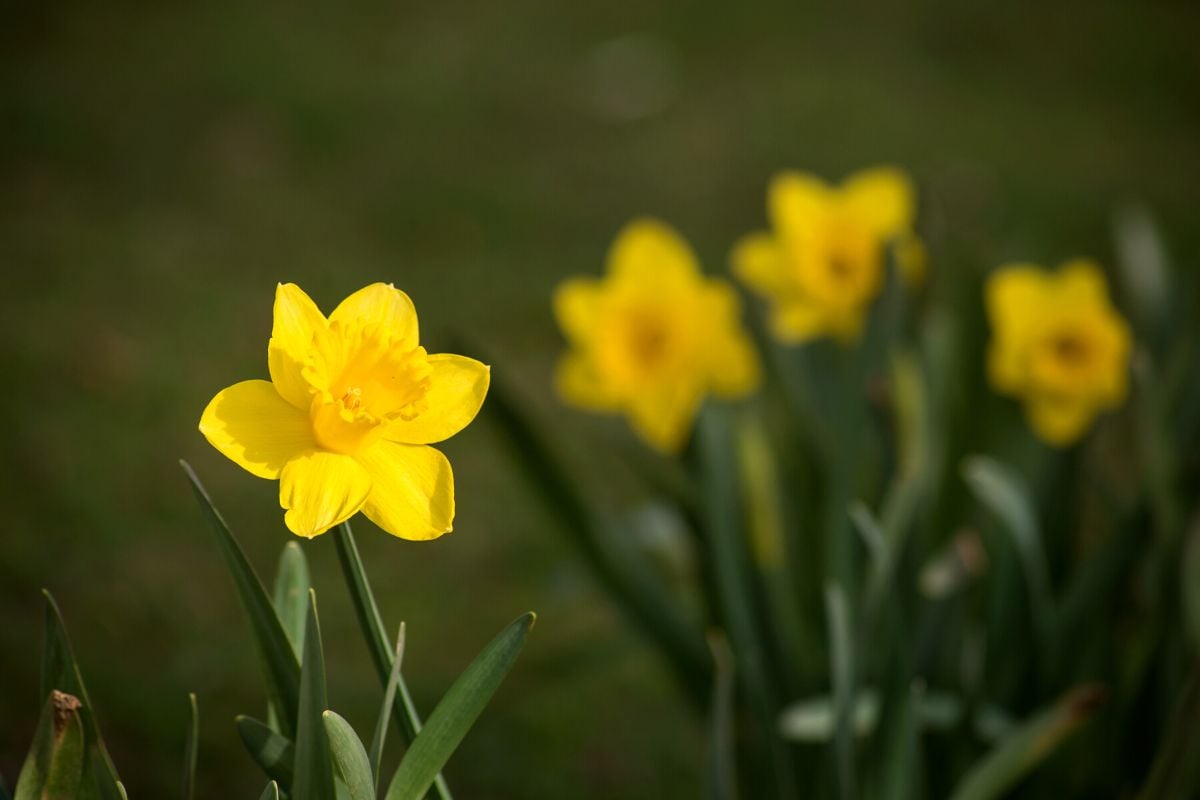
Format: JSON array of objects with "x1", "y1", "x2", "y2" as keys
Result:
[{"x1": 2, "y1": 2, "x2": 1198, "y2": 796}]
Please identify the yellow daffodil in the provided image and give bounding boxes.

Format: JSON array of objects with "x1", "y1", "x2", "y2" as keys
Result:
[
  {"x1": 200, "y1": 283, "x2": 490, "y2": 540},
  {"x1": 732, "y1": 166, "x2": 922, "y2": 344},
  {"x1": 553, "y1": 218, "x2": 760, "y2": 453},
  {"x1": 986, "y1": 260, "x2": 1131, "y2": 446}
]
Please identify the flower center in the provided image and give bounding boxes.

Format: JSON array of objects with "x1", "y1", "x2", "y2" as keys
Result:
[{"x1": 304, "y1": 321, "x2": 432, "y2": 454}]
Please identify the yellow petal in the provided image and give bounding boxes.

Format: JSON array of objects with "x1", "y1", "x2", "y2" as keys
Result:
[
  {"x1": 279, "y1": 450, "x2": 372, "y2": 538},
  {"x1": 731, "y1": 232, "x2": 792, "y2": 297},
  {"x1": 702, "y1": 283, "x2": 761, "y2": 398},
  {"x1": 386, "y1": 354, "x2": 490, "y2": 444},
  {"x1": 356, "y1": 441, "x2": 455, "y2": 540},
  {"x1": 985, "y1": 264, "x2": 1050, "y2": 392},
  {"x1": 627, "y1": 382, "x2": 704, "y2": 453},
  {"x1": 553, "y1": 278, "x2": 604, "y2": 345},
  {"x1": 839, "y1": 166, "x2": 915, "y2": 236},
  {"x1": 199, "y1": 380, "x2": 316, "y2": 479},
  {"x1": 555, "y1": 353, "x2": 623, "y2": 411},
  {"x1": 329, "y1": 283, "x2": 419, "y2": 349},
  {"x1": 1026, "y1": 395, "x2": 1097, "y2": 447},
  {"x1": 1054, "y1": 259, "x2": 1109, "y2": 304},
  {"x1": 269, "y1": 283, "x2": 327, "y2": 409},
  {"x1": 768, "y1": 171, "x2": 830, "y2": 241},
  {"x1": 607, "y1": 218, "x2": 701, "y2": 289},
  {"x1": 769, "y1": 300, "x2": 829, "y2": 343}
]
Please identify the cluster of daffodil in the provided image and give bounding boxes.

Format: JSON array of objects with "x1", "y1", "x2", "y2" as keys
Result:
[
  {"x1": 491, "y1": 166, "x2": 1192, "y2": 798},
  {"x1": 554, "y1": 166, "x2": 1130, "y2": 455}
]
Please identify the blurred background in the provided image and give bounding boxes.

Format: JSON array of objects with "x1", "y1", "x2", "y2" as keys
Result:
[{"x1": 2, "y1": 1, "x2": 1198, "y2": 796}]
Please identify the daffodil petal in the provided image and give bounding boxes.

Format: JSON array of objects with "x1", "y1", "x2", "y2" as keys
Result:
[
  {"x1": 554, "y1": 278, "x2": 604, "y2": 345},
  {"x1": 768, "y1": 171, "x2": 830, "y2": 241},
  {"x1": 279, "y1": 450, "x2": 372, "y2": 538},
  {"x1": 1026, "y1": 395, "x2": 1097, "y2": 447},
  {"x1": 608, "y1": 218, "x2": 701, "y2": 289},
  {"x1": 357, "y1": 441, "x2": 455, "y2": 540},
  {"x1": 700, "y1": 283, "x2": 760, "y2": 397},
  {"x1": 269, "y1": 283, "x2": 327, "y2": 409},
  {"x1": 199, "y1": 380, "x2": 316, "y2": 479},
  {"x1": 1056, "y1": 259, "x2": 1109, "y2": 304},
  {"x1": 555, "y1": 353, "x2": 622, "y2": 411},
  {"x1": 628, "y1": 382, "x2": 704, "y2": 454},
  {"x1": 329, "y1": 283, "x2": 418, "y2": 349},
  {"x1": 731, "y1": 232, "x2": 792, "y2": 296},
  {"x1": 986, "y1": 264, "x2": 1050, "y2": 392},
  {"x1": 769, "y1": 300, "x2": 829, "y2": 343},
  {"x1": 840, "y1": 166, "x2": 915, "y2": 236},
  {"x1": 386, "y1": 354, "x2": 490, "y2": 444},
  {"x1": 893, "y1": 232, "x2": 927, "y2": 285}
]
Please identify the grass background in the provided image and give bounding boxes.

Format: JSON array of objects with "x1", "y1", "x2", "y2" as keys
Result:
[{"x1": 2, "y1": 1, "x2": 1198, "y2": 796}]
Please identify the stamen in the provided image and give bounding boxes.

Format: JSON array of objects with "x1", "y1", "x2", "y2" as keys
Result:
[{"x1": 341, "y1": 386, "x2": 363, "y2": 410}]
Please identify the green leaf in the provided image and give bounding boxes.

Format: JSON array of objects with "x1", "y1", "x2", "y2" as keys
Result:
[
  {"x1": 696, "y1": 405, "x2": 797, "y2": 800},
  {"x1": 948, "y1": 684, "x2": 1106, "y2": 800},
  {"x1": 273, "y1": 542, "x2": 310, "y2": 659},
  {"x1": 962, "y1": 456, "x2": 1052, "y2": 637},
  {"x1": 182, "y1": 693, "x2": 198, "y2": 800},
  {"x1": 824, "y1": 583, "x2": 856, "y2": 800},
  {"x1": 38, "y1": 591, "x2": 124, "y2": 799},
  {"x1": 258, "y1": 782, "x2": 280, "y2": 800},
  {"x1": 181, "y1": 461, "x2": 301, "y2": 738},
  {"x1": 235, "y1": 717, "x2": 294, "y2": 788},
  {"x1": 481, "y1": 372, "x2": 711, "y2": 705},
  {"x1": 370, "y1": 624, "x2": 407, "y2": 791},
  {"x1": 293, "y1": 591, "x2": 335, "y2": 800},
  {"x1": 324, "y1": 712, "x2": 375, "y2": 800},
  {"x1": 384, "y1": 613, "x2": 535, "y2": 800},
  {"x1": 705, "y1": 633, "x2": 738, "y2": 800},
  {"x1": 15, "y1": 691, "x2": 86, "y2": 800},
  {"x1": 333, "y1": 522, "x2": 453, "y2": 800},
  {"x1": 1137, "y1": 663, "x2": 1200, "y2": 800}
]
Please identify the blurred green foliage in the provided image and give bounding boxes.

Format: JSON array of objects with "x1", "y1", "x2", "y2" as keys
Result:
[{"x1": 2, "y1": 1, "x2": 1199, "y2": 797}]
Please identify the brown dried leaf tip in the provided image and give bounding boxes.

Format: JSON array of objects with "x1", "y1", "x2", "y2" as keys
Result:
[{"x1": 50, "y1": 689, "x2": 82, "y2": 736}]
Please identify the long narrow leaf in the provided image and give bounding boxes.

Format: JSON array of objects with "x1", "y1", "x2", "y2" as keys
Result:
[
  {"x1": 273, "y1": 542, "x2": 310, "y2": 659},
  {"x1": 235, "y1": 717, "x2": 294, "y2": 787},
  {"x1": 384, "y1": 613, "x2": 535, "y2": 800},
  {"x1": 292, "y1": 591, "x2": 334, "y2": 800},
  {"x1": 482, "y1": 372, "x2": 711, "y2": 704},
  {"x1": 258, "y1": 782, "x2": 279, "y2": 800},
  {"x1": 333, "y1": 522, "x2": 453, "y2": 800},
  {"x1": 15, "y1": 691, "x2": 86, "y2": 800},
  {"x1": 324, "y1": 712, "x2": 375, "y2": 800},
  {"x1": 962, "y1": 456, "x2": 1052, "y2": 638},
  {"x1": 183, "y1": 693, "x2": 198, "y2": 800},
  {"x1": 825, "y1": 583, "x2": 856, "y2": 800},
  {"x1": 370, "y1": 624, "x2": 407, "y2": 790},
  {"x1": 181, "y1": 461, "x2": 300, "y2": 737},
  {"x1": 705, "y1": 633, "x2": 738, "y2": 800},
  {"x1": 39, "y1": 591, "x2": 124, "y2": 799},
  {"x1": 1138, "y1": 662, "x2": 1200, "y2": 800},
  {"x1": 697, "y1": 406, "x2": 797, "y2": 800},
  {"x1": 948, "y1": 684, "x2": 1106, "y2": 800}
]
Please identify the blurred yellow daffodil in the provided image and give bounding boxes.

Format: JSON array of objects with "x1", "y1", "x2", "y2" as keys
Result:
[
  {"x1": 200, "y1": 283, "x2": 489, "y2": 539},
  {"x1": 986, "y1": 260, "x2": 1131, "y2": 446},
  {"x1": 554, "y1": 218, "x2": 760, "y2": 453},
  {"x1": 732, "y1": 166, "x2": 922, "y2": 344}
]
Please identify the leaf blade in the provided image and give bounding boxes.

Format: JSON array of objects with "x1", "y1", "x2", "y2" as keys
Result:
[
  {"x1": 292, "y1": 591, "x2": 334, "y2": 800},
  {"x1": 384, "y1": 613, "x2": 535, "y2": 800},
  {"x1": 324, "y1": 712, "x2": 375, "y2": 800},
  {"x1": 235, "y1": 717, "x2": 295, "y2": 788}
]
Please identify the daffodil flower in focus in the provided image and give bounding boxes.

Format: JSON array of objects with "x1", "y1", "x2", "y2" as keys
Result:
[
  {"x1": 199, "y1": 283, "x2": 490, "y2": 539},
  {"x1": 554, "y1": 218, "x2": 760, "y2": 453},
  {"x1": 732, "y1": 166, "x2": 923, "y2": 344},
  {"x1": 986, "y1": 260, "x2": 1131, "y2": 446}
]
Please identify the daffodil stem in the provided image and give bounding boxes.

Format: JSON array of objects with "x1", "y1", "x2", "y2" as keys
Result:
[{"x1": 333, "y1": 521, "x2": 454, "y2": 800}]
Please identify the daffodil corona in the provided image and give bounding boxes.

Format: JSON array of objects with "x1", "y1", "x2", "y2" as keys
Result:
[
  {"x1": 986, "y1": 261, "x2": 1131, "y2": 446},
  {"x1": 732, "y1": 166, "x2": 923, "y2": 344},
  {"x1": 554, "y1": 218, "x2": 760, "y2": 453},
  {"x1": 200, "y1": 283, "x2": 490, "y2": 539}
]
